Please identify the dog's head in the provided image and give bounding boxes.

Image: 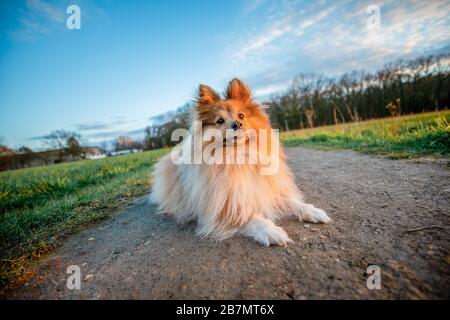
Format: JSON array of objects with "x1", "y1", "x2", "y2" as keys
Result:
[{"x1": 194, "y1": 78, "x2": 271, "y2": 147}]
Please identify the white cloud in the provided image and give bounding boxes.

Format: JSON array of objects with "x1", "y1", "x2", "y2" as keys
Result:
[
  {"x1": 296, "y1": 5, "x2": 335, "y2": 34},
  {"x1": 26, "y1": 0, "x2": 65, "y2": 23},
  {"x1": 232, "y1": 4, "x2": 337, "y2": 61},
  {"x1": 241, "y1": 0, "x2": 268, "y2": 15},
  {"x1": 223, "y1": 0, "x2": 450, "y2": 96},
  {"x1": 9, "y1": 0, "x2": 65, "y2": 41},
  {"x1": 9, "y1": 16, "x2": 51, "y2": 41},
  {"x1": 232, "y1": 16, "x2": 293, "y2": 60},
  {"x1": 253, "y1": 80, "x2": 292, "y2": 100}
]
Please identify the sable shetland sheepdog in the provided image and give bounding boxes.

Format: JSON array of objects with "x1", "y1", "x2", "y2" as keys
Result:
[{"x1": 150, "y1": 78, "x2": 331, "y2": 246}]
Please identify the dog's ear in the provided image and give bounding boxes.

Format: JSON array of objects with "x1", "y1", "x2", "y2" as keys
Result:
[
  {"x1": 225, "y1": 78, "x2": 252, "y2": 102},
  {"x1": 197, "y1": 84, "x2": 220, "y2": 105}
]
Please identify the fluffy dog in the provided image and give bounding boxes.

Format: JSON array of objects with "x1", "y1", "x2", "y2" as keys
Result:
[{"x1": 150, "y1": 78, "x2": 330, "y2": 246}]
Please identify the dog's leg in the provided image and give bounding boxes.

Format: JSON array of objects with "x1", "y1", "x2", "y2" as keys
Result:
[
  {"x1": 241, "y1": 215, "x2": 293, "y2": 247},
  {"x1": 290, "y1": 199, "x2": 331, "y2": 223}
]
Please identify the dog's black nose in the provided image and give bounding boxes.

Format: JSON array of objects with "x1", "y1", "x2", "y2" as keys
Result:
[{"x1": 231, "y1": 120, "x2": 242, "y2": 131}]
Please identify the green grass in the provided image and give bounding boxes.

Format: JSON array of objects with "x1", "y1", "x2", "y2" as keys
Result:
[
  {"x1": 281, "y1": 111, "x2": 450, "y2": 159},
  {"x1": 0, "y1": 148, "x2": 169, "y2": 292}
]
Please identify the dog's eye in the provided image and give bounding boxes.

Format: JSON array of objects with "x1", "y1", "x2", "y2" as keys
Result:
[
  {"x1": 238, "y1": 113, "x2": 245, "y2": 120},
  {"x1": 216, "y1": 118, "x2": 225, "y2": 125}
]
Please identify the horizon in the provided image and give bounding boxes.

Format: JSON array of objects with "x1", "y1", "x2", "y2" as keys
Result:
[{"x1": 1, "y1": 0, "x2": 449, "y2": 150}]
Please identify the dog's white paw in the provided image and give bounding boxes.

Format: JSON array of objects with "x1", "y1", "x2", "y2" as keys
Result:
[
  {"x1": 300, "y1": 204, "x2": 331, "y2": 224},
  {"x1": 255, "y1": 224, "x2": 293, "y2": 247},
  {"x1": 244, "y1": 216, "x2": 293, "y2": 247}
]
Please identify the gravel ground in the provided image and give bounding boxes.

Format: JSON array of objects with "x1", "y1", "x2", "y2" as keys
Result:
[{"x1": 5, "y1": 147, "x2": 450, "y2": 299}]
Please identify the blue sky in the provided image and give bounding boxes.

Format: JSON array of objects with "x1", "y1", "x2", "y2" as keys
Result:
[{"x1": 0, "y1": 0, "x2": 449, "y2": 149}]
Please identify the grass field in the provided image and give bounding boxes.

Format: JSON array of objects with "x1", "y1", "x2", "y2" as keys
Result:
[
  {"x1": 281, "y1": 110, "x2": 450, "y2": 158},
  {"x1": 0, "y1": 148, "x2": 169, "y2": 292},
  {"x1": 1, "y1": 111, "x2": 449, "y2": 292}
]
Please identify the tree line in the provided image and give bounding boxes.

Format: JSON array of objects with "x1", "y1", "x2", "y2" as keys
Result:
[{"x1": 267, "y1": 54, "x2": 449, "y2": 131}]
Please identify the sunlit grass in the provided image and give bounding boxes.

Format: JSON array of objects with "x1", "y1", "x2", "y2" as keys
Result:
[
  {"x1": 281, "y1": 111, "x2": 450, "y2": 158},
  {"x1": 0, "y1": 148, "x2": 169, "y2": 293}
]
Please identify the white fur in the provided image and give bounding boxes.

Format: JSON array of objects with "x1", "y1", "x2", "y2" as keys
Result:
[
  {"x1": 241, "y1": 215, "x2": 293, "y2": 247},
  {"x1": 150, "y1": 98, "x2": 331, "y2": 246}
]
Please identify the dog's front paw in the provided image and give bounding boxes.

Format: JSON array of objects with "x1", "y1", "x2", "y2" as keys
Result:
[
  {"x1": 300, "y1": 204, "x2": 331, "y2": 224},
  {"x1": 243, "y1": 216, "x2": 294, "y2": 247},
  {"x1": 254, "y1": 223, "x2": 293, "y2": 247}
]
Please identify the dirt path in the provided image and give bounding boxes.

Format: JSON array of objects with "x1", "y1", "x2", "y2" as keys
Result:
[{"x1": 6, "y1": 147, "x2": 450, "y2": 299}]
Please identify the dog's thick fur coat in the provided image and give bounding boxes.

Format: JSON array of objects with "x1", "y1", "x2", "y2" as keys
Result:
[{"x1": 150, "y1": 79, "x2": 330, "y2": 246}]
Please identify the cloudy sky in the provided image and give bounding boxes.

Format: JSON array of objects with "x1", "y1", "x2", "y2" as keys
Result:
[{"x1": 0, "y1": 0, "x2": 449, "y2": 148}]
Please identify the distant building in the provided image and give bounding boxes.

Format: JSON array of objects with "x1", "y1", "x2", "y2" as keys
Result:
[
  {"x1": 109, "y1": 148, "x2": 143, "y2": 156},
  {"x1": 85, "y1": 153, "x2": 107, "y2": 160},
  {"x1": 82, "y1": 147, "x2": 106, "y2": 160},
  {"x1": 0, "y1": 146, "x2": 16, "y2": 157},
  {"x1": 0, "y1": 146, "x2": 106, "y2": 171},
  {"x1": 1, "y1": 149, "x2": 60, "y2": 171}
]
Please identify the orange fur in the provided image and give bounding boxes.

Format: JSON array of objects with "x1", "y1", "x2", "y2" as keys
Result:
[{"x1": 150, "y1": 78, "x2": 331, "y2": 246}]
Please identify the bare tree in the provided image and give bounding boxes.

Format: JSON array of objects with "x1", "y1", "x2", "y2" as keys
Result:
[
  {"x1": 44, "y1": 130, "x2": 78, "y2": 149},
  {"x1": 115, "y1": 136, "x2": 143, "y2": 151},
  {"x1": 43, "y1": 130, "x2": 82, "y2": 160},
  {"x1": 304, "y1": 108, "x2": 315, "y2": 128},
  {"x1": 16, "y1": 146, "x2": 33, "y2": 154},
  {"x1": 67, "y1": 136, "x2": 82, "y2": 157}
]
